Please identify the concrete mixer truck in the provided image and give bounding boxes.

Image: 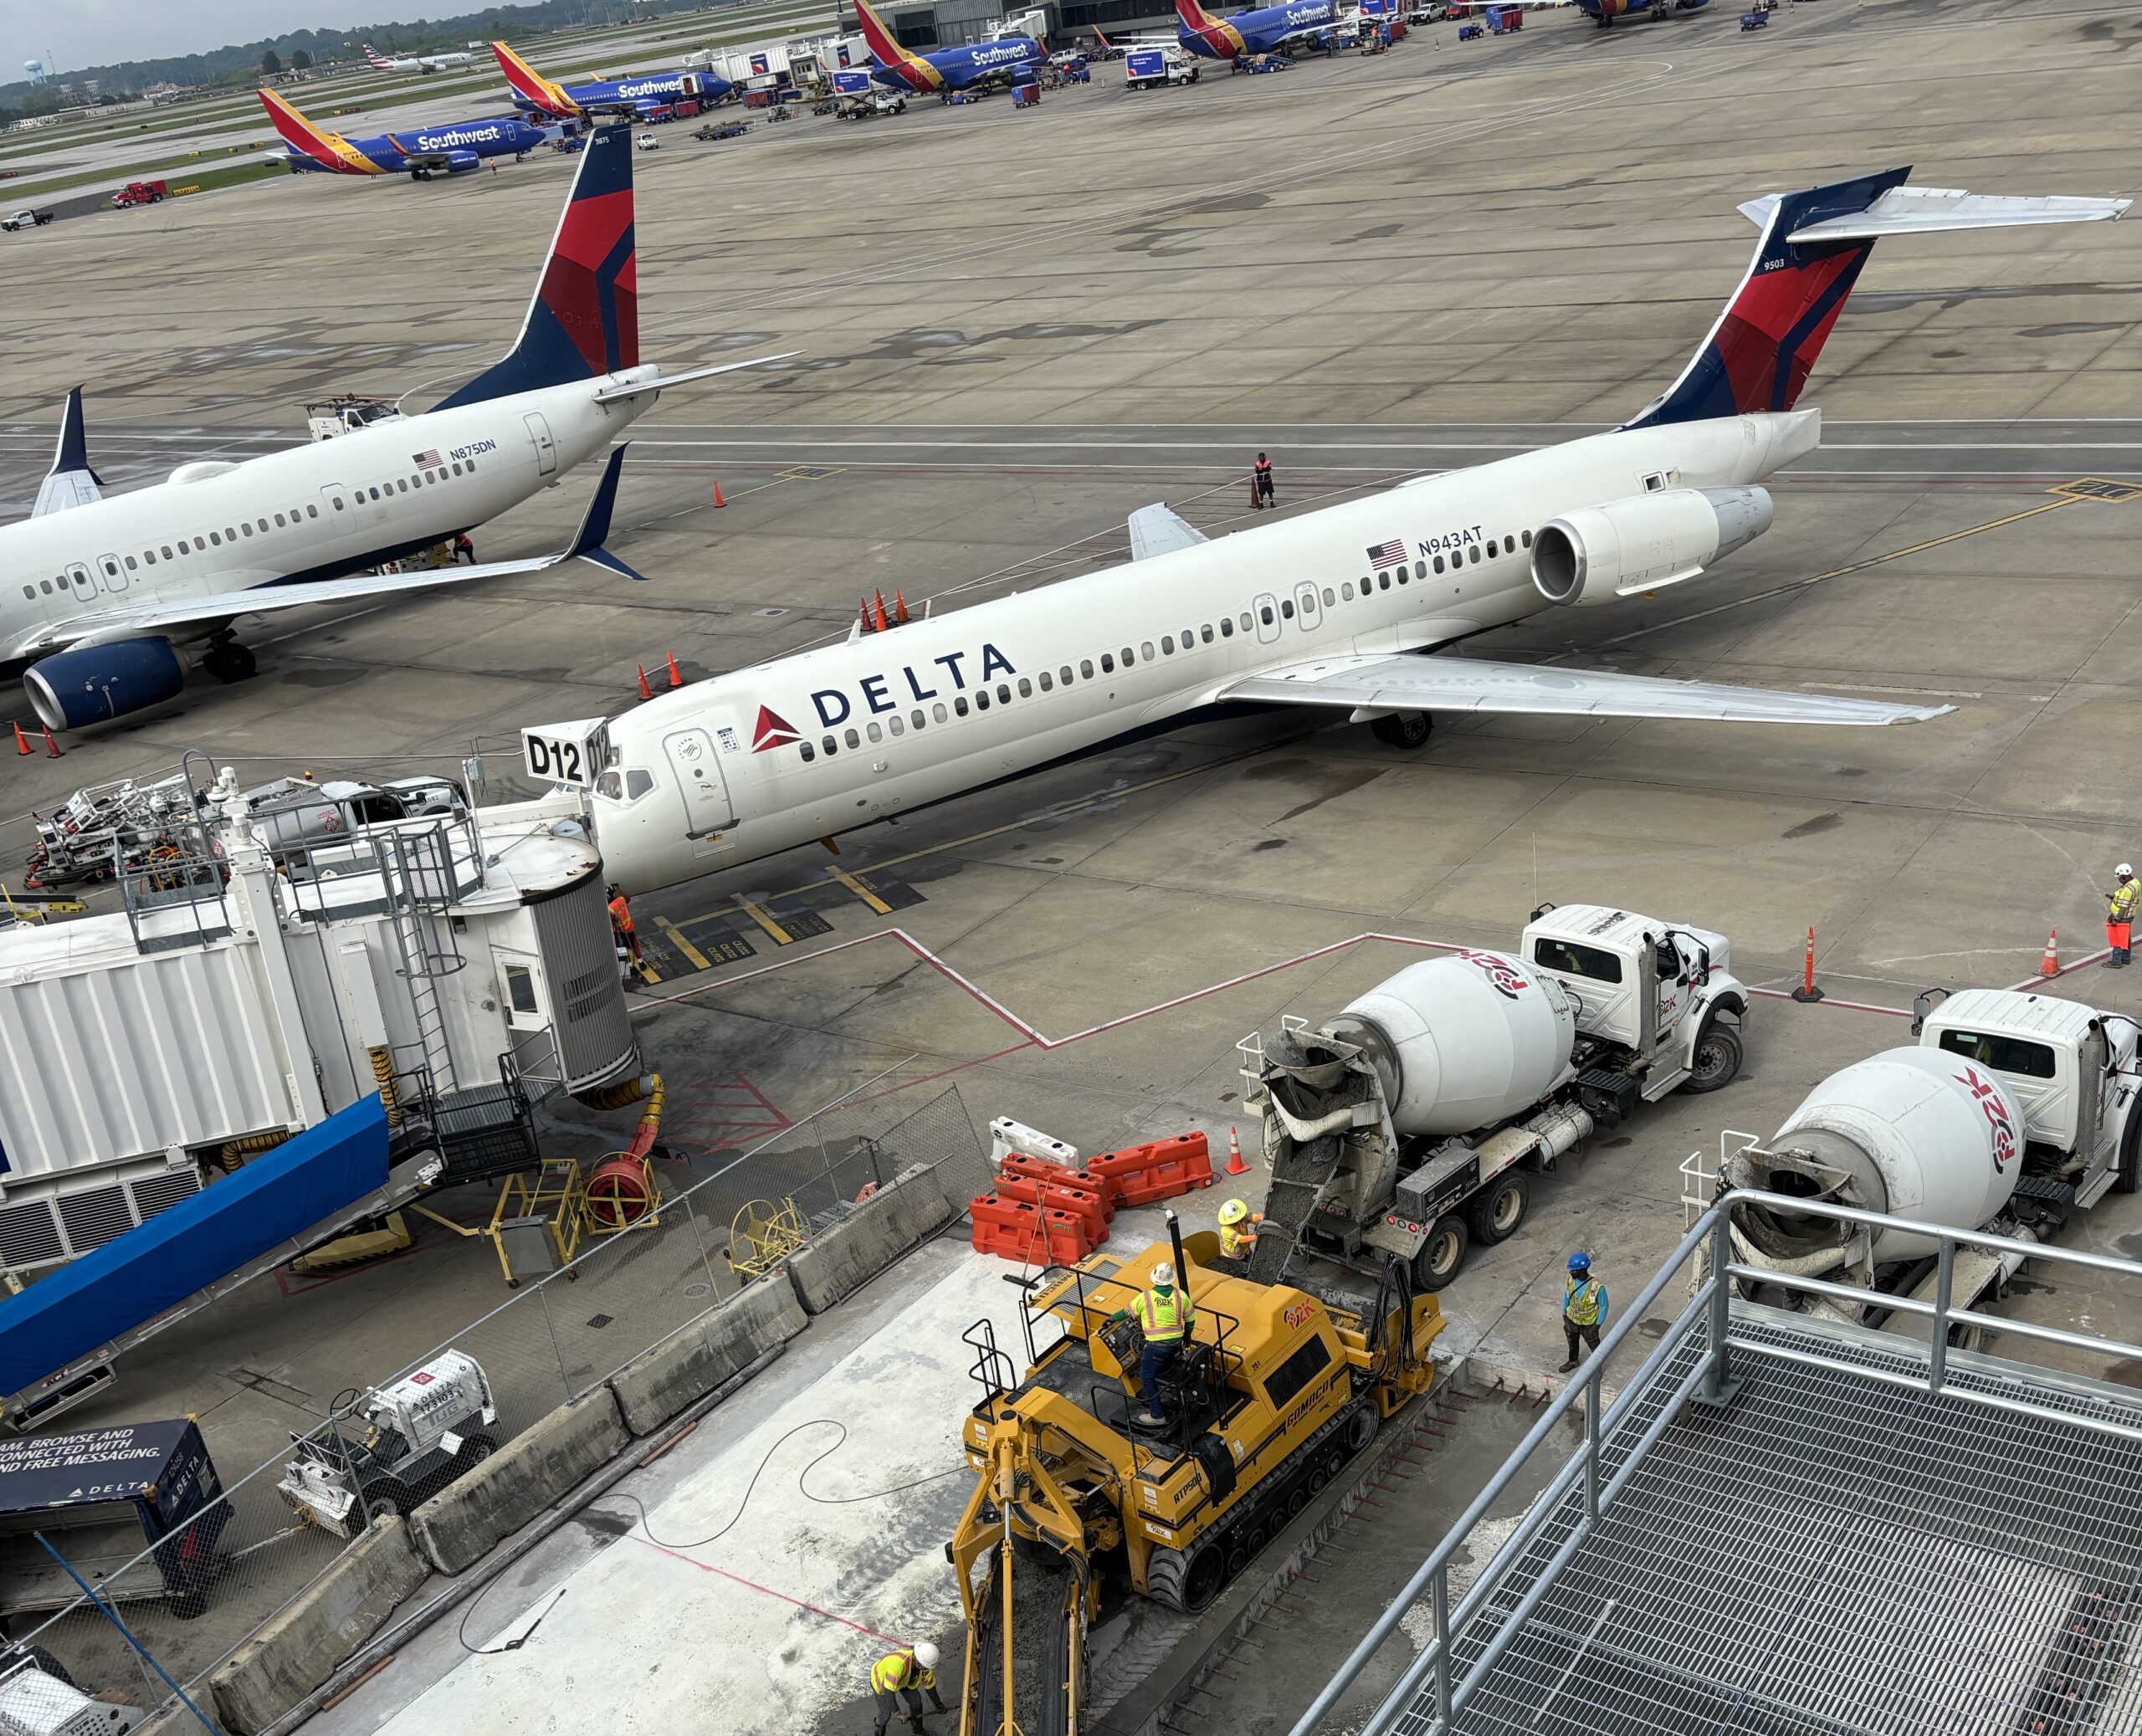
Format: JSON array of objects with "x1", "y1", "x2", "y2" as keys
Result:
[
  {"x1": 1697, "y1": 987, "x2": 2142, "y2": 1332},
  {"x1": 1238, "y1": 904, "x2": 1750, "y2": 1293}
]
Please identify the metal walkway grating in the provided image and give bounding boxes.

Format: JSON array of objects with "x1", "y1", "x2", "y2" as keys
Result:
[{"x1": 1401, "y1": 1309, "x2": 2142, "y2": 1736}]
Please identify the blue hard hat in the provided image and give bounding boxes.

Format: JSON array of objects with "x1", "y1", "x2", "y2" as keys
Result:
[{"x1": 1567, "y1": 1253, "x2": 1591, "y2": 1273}]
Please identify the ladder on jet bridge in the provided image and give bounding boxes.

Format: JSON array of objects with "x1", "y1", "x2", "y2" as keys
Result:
[{"x1": 376, "y1": 824, "x2": 467, "y2": 1092}]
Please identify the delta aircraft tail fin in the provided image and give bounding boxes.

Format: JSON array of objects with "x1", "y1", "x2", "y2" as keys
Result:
[
  {"x1": 432, "y1": 123, "x2": 638, "y2": 410},
  {"x1": 1628, "y1": 168, "x2": 2129, "y2": 428}
]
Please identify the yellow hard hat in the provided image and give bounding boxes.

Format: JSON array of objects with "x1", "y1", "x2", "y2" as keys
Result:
[{"x1": 1218, "y1": 1199, "x2": 1249, "y2": 1226}]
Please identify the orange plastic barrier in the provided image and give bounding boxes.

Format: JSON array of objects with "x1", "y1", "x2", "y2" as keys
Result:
[
  {"x1": 1086, "y1": 1132, "x2": 1213, "y2": 1207},
  {"x1": 970, "y1": 1193, "x2": 1095, "y2": 1264},
  {"x1": 992, "y1": 1171, "x2": 1110, "y2": 1242}
]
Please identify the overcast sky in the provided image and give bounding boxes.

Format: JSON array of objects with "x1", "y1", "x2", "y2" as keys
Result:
[{"x1": 0, "y1": 0, "x2": 407, "y2": 76}]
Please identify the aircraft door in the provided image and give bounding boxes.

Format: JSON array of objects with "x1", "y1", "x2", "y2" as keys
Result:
[
  {"x1": 664, "y1": 727, "x2": 735, "y2": 840},
  {"x1": 96, "y1": 552, "x2": 126, "y2": 593},
  {"x1": 525, "y1": 412, "x2": 558, "y2": 477},
  {"x1": 64, "y1": 563, "x2": 95, "y2": 604},
  {"x1": 1253, "y1": 592, "x2": 1282, "y2": 644},
  {"x1": 1294, "y1": 581, "x2": 1321, "y2": 631}
]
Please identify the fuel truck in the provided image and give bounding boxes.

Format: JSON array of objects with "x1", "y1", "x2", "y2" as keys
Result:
[
  {"x1": 1240, "y1": 904, "x2": 1750, "y2": 1292},
  {"x1": 1699, "y1": 986, "x2": 2142, "y2": 1329}
]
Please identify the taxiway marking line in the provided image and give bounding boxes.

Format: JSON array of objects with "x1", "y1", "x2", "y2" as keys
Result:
[
  {"x1": 656, "y1": 916, "x2": 713, "y2": 971},
  {"x1": 733, "y1": 895, "x2": 793, "y2": 946},
  {"x1": 826, "y1": 866, "x2": 893, "y2": 916}
]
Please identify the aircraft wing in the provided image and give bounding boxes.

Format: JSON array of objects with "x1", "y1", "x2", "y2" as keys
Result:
[
  {"x1": 1129, "y1": 503, "x2": 1208, "y2": 561},
  {"x1": 14, "y1": 445, "x2": 642, "y2": 658},
  {"x1": 1220, "y1": 652, "x2": 1953, "y2": 726}
]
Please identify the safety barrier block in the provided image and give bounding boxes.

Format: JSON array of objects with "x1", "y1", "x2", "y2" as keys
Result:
[
  {"x1": 997, "y1": 1153, "x2": 1115, "y2": 1214},
  {"x1": 1087, "y1": 1132, "x2": 1213, "y2": 1206},
  {"x1": 408, "y1": 1385, "x2": 628, "y2": 1575},
  {"x1": 787, "y1": 1163, "x2": 956, "y2": 1314},
  {"x1": 991, "y1": 1170, "x2": 1111, "y2": 1242},
  {"x1": 970, "y1": 1193, "x2": 1094, "y2": 1265}
]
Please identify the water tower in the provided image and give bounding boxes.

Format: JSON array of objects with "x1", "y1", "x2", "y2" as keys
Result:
[{"x1": 23, "y1": 59, "x2": 46, "y2": 86}]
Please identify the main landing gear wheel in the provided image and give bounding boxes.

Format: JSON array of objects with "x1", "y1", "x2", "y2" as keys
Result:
[
  {"x1": 1370, "y1": 710, "x2": 1433, "y2": 750},
  {"x1": 202, "y1": 634, "x2": 256, "y2": 684}
]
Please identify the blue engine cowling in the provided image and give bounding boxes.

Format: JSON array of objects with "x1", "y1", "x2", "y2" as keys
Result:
[
  {"x1": 25, "y1": 638, "x2": 186, "y2": 730},
  {"x1": 443, "y1": 149, "x2": 481, "y2": 173}
]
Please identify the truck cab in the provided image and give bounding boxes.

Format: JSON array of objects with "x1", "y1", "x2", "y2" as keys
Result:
[
  {"x1": 1522, "y1": 902, "x2": 1746, "y2": 1098},
  {"x1": 1126, "y1": 46, "x2": 1199, "y2": 86},
  {"x1": 1919, "y1": 988, "x2": 2142, "y2": 1206}
]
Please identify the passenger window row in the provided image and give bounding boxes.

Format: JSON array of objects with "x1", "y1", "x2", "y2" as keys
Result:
[
  {"x1": 18, "y1": 455, "x2": 481, "y2": 602},
  {"x1": 791, "y1": 530, "x2": 1535, "y2": 765}
]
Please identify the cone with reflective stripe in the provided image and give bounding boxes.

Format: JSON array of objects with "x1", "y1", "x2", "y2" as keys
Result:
[
  {"x1": 637, "y1": 665, "x2": 653, "y2": 701},
  {"x1": 894, "y1": 589, "x2": 910, "y2": 625},
  {"x1": 667, "y1": 653, "x2": 683, "y2": 689},
  {"x1": 41, "y1": 726, "x2": 61, "y2": 759},
  {"x1": 11, "y1": 722, "x2": 28, "y2": 756},
  {"x1": 859, "y1": 598, "x2": 875, "y2": 633},
  {"x1": 1224, "y1": 1125, "x2": 1249, "y2": 1175},
  {"x1": 874, "y1": 590, "x2": 890, "y2": 633},
  {"x1": 2041, "y1": 927, "x2": 2060, "y2": 978}
]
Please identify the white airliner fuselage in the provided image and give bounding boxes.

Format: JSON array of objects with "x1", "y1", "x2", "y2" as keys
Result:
[
  {"x1": 588, "y1": 413, "x2": 1810, "y2": 893},
  {"x1": 3, "y1": 382, "x2": 646, "y2": 661}
]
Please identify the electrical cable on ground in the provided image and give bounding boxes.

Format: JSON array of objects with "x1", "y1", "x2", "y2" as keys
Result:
[{"x1": 455, "y1": 1418, "x2": 962, "y2": 1655}]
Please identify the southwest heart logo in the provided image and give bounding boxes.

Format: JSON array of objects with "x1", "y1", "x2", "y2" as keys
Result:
[{"x1": 752, "y1": 706, "x2": 801, "y2": 752}]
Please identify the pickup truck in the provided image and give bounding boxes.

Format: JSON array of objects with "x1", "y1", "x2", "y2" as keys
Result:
[{"x1": 1, "y1": 209, "x2": 54, "y2": 232}]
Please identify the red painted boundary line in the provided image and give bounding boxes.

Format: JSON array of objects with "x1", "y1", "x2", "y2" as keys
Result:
[{"x1": 632, "y1": 1534, "x2": 903, "y2": 1642}]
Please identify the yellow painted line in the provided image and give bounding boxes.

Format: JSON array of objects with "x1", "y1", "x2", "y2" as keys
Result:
[
  {"x1": 636, "y1": 956, "x2": 664, "y2": 986},
  {"x1": 827, "y1": 866, "x2": 894, "y2": 916},
  {"x1": 656, "y1": 915, "x2": 714, "y2": 971},
  {"x1": 734, "y1": 894, "x2": 794, "y2": 945}
]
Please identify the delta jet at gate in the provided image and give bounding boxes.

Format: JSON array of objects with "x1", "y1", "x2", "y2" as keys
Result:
[
  {"x1": 260, "y1": 89, "x2": 547, "y2": 178},
  {"x1": 491, "y1": 41, "x2": 730, "y2": 118},
  {"x1": 366, "y1": 43, "x2": 475, "y2": 74},
  {"x1": 852, "y1": 0, "x2": 1046, "y2": 93},
  {"x1": 549, "y1": 169, "x2": 2128, "y2": 897},
  {"x1": 0, "y1": 125, "x2": 788, "y2": 733}
]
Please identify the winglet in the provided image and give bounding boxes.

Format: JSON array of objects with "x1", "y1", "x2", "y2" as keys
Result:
[
  {"x1": 33, "y1": 387, "x2": 104, "y2": 518},
  {"x1": 567, "y1": 444, "x2": 646, "y2": 581}
]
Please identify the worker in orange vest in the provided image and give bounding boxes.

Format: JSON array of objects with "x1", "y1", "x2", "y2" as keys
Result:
[
  {"x1": 1252, "y1": 452, "x2": 1275, "y2": 510},
  {"x1": 607, "y1": 883, "x2": 642, "y2": 965}
]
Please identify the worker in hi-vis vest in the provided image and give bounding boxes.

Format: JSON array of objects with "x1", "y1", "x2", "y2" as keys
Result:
[
  {"x1": 1217, "y1": 1197, "x2": 1263, "y2": 1261},
  {"x1": 1560, "y1": 1252, "x2": 1609, "y2": 1372},
  {"x1": 869, "y1": 1641, "x2": 945, "y2": 1736},
  {"x1": 2109, "y1": 863, "x2": 2139, "y2": 970},
  {"x1": 1115, "y1": 1260, "x2": 1197, "y2": 1426}
]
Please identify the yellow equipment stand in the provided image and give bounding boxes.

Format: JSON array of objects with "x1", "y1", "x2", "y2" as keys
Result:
[{"x1": 729, "y1": 1198, "x2": 808, "y2": 1280}]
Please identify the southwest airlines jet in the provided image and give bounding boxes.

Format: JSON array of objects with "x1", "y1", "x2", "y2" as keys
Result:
[
  {"x1": 0, "y1": 125, "x2": 786, "y2": 733},
  {"x1": 491, "y1": 41, "x2": 730, "y2": 118},
  {"x1": 1173, "y1": 0, "x2": 1346, "y2": 57},
  {"x1": 260, "y1": 90, "x2": 547, "y2": 178},
  {"x1": 535, "y1": 170, "x2": 2129, "y2": 896},
  {"x1": 852, "y1": 0, "x2": 1044, "y2": 93}
]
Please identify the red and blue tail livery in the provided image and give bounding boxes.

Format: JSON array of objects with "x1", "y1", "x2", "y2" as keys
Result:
[
  {"x1": 433, "y1": 123, "x2": 638, "y2": 410},
  {"x1": 260, "y1": 89, "x2": 546, "y2": 178},
  {"x1": 853, "y1": 0, "x2": 1045, "y2": 93},
  {"x1": 1173, "y1": 0, "x2": 1341, "y2": 57},
  {"x1": 492, "y1": 40, "x2": 728, "y2": 116}
]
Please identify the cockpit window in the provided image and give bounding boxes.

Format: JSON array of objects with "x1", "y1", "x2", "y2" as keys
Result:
[
  {"x1": 625, "y1": 769, "x2": 654, "y2": 801},
  {"x1": 596, "y1": 770, "x2": 623, "y2": 801},
  {"x1": 599, "y1": 768, "x2": 656, "y2": 803}
]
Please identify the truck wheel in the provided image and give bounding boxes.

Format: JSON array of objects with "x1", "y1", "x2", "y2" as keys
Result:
[
  {"x1": 1370, "y1": 711, "x2": 1433, "y2": 750},
  {"x1": 1412, "y1": 1215, "x2": 1469, "y2": 1290},
  {"x1": 1468, "y1": 1174, "x2": 1529, "y2": 1245},
  {"x1": 1148, "y1": 1539, "x2": 1226, "y2": 1612},
  {"x1": 2119, "y1": 1108, "x2": 2142, "y2": 1194},
  {"x1": 1683, "y1": 1018, "x2": 1742, "y2": 1094},
  {"x1": 360, "y1": 1480, "x2": 412, "y2": 1518}
]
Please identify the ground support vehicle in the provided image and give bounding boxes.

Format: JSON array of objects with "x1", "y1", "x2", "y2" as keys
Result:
[
  {"x1": 276, "y1": 1351, "x2": 499, "y2": 1532},
  {"x1": 950, "y1": 1216, "x2": 1442, "y2": 1734},
  {"x1": 112, "y1": 180, "x2": 167, "y2": 207},
  {"x1": 1243, "y1": 904, "x2": 1747, "y2": 1293},
  {"x1": 1125, "y1": 47, "x2": 1199, "y2": 87},
  {"x1": 1, "y1": 211, "x2": 53, "y2": 232},
  {"x1": 1694, "y1": 986, "x2": 2142, "y2": 1333}
]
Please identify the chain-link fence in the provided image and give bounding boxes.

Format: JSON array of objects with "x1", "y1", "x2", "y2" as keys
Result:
[{"x1": 0, "y1": 1066, "x2": 986, "y2": 1729}]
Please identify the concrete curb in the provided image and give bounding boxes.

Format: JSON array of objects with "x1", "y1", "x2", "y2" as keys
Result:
[
  {"x1": 408, "y1": 1385, "x2": 630, "y2": 1575},
  {"x1": 609, "y1": 1275, "x2": 808, "y2": 1436},
  {"x1": 208, "y1": 1515, "x2": 426, "y2": 1735},
  {"x1": 787, "y1": 1162, "x2": 955, "y2": 1314},
  {"x1": 1090, "y1": 1356, "x2": 1484, "y2": 1736}
]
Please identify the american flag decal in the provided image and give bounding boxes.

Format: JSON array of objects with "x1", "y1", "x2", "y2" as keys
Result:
[
  {"x1": 1366, "y1": 539, "x2": 1407, "y2": 569},
  {"x1": 413, "y1": 448, "x2": 443, "y2": 468}
]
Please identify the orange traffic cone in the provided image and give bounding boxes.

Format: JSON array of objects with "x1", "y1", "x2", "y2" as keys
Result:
[
  {"x1": 637, "y1": 665, "x2": 653, "y2": 701},
  {"x1": 11, "y1": 722, "x2": 28, "y2": 756},
  {"x1": 41, "y1": 726, "x2": 61, "y2": 759},
  {"x1": 894, "y1": 589, "x2": 910, "y2": 625},
  {"x1": 711, "y1": 479, "x2": 726, "y2": 509},
  {"x1": 667, "y1": 653, "x2": 683, "y2": 689},
  {"x1": 874, "y1": 590, "x2": 890, "y2": 633},
  {"x1": 859, "y1": 599, "x2": 875, "y2": 633},
  {"x1": 2041, "y1": 928, "x2": 2060, "y2": 978},
  {"x1": 1224, "y1": 1126, "x2": 1250, "y2": 1175}
]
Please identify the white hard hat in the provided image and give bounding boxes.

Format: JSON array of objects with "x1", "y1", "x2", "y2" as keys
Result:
[
  {"x1": 1150, "y1": 1261, "x2": 1176, "y2": 1287},
  {"x1": 2121, "y1": 863, "x2": 2135, "y2": 878},
  {"x1": 913, "y1": 1641, "x2": 940, "y2": 1671}
]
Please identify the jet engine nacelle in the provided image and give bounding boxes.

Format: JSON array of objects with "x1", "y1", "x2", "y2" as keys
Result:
[
  {"x1": 25, "y1": 637, "x2": 187, "y2": 730},
  {"x1": 1530, "y1": 485, "x2": 1772, "y2": 607},
  {"x1": 443, "y1": 150, "x2": 481, "y2": 173}
]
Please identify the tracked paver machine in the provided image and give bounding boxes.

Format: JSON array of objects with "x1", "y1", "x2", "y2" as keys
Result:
[{"x1": 949, "y1": 1211, "x2": 1445, "y2": 1735}]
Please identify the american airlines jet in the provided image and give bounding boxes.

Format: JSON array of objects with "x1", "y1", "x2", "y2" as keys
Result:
[
  {"x1": 1, "y1": 125, "x2": 782, "y2": 733},
  {"x1": 546, "y1": 169, "x2": 2128, "y2": 896}
]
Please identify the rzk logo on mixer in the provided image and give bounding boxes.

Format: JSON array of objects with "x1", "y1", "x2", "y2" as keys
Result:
[
  {"x1": 1955, "y1": 1065, "x2": 2017, "y2": 1173},
  {"x1": 1456, "y1": 950, "x2": 1529, "y2": 1001}
]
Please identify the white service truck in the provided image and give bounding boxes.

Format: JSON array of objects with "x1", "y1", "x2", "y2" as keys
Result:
[
  {"x1": 277, "y1": 1351, "x2": 499, "y2": 1534},
  {"x1": 1243, "y1": 904, "x2": 1747, "y2": 1290},
  {"x1": 1125, "y1": 45, "x2": 1199, "y2": 87},
  {"x1": 1698, "y1": 986, "x2": 2142, "y2": 1332}
]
